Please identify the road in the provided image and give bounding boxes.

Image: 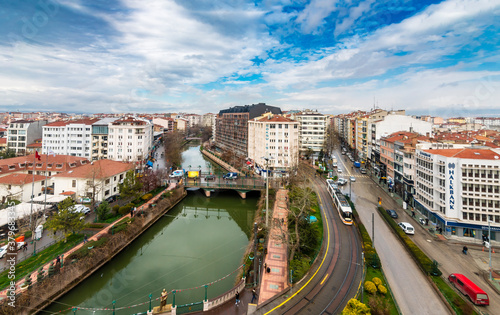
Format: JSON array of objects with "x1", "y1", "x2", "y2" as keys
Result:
[
  {"x1": 255, "y1": 170, "x2": 363, "y2": 315},
  {"x1": 334, "y1": 149, "x2": 451, "y2": 315}
]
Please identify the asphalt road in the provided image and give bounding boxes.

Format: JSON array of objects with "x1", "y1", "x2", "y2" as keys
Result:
[{"x1": 335, "y1": 150, "x2": 451, "y2": 315}]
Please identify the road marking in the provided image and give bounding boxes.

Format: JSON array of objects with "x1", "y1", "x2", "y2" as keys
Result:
[
  {"x1": 320, "y1": 273, "x2": 329, "y2": 285},
  {"x1": 264, "y1": 184, "x2": 331, "y2": 315}
]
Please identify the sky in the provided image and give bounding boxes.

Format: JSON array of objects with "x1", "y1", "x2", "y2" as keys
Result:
[{"x1": 0, "y1": 0, "x2": 499, "y2": 117}]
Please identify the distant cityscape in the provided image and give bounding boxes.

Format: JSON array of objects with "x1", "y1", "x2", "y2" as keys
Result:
[{"x1": 1, "y1": 104, "x2": 500, "y2": 245}]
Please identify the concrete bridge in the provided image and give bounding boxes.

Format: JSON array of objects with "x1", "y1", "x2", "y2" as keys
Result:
[{"x1": 183, "y1": 174, "x2": 265, "y2": 199}]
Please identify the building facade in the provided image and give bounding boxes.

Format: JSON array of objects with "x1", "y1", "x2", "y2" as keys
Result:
[
  {"x1": 248, "y1": 114, "x2": 299, "y2": 175},
  {"x1": 414, "y1": 144, "x2": 500, "y2": 243},
  {"x1": 8, "y1": 120, "x2": 47, "y2": 156},
  {"x1": 108, "y1": 117, "x2": 153, "y2": 162}
]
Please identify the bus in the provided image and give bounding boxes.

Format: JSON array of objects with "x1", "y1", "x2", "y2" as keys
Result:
[
  {"x1": 326, "y1": 179, "x2": 353, "y2": 225},
  {"x1": 448, "y1": 273, "x2": 489, "y2": 306}
]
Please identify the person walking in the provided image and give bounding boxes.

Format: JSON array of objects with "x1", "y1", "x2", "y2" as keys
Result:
[
  {"x1": 235, "y1": 291, "x2": 240, "y2": 305},
  {"x1": 251, "y1": 288, "x2": 258, "y2": 303}
]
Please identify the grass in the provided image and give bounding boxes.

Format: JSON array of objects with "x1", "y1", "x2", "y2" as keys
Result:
[{"x1": 0, "y1": 234, "x2": 84, "y2": 290}]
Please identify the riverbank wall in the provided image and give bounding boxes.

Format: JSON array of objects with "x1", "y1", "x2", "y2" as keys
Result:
[{"x1": 1, "y1": 187, "x2": 187, "y2": 315}]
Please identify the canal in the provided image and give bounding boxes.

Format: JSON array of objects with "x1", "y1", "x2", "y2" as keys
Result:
[{"x1": 45, "y1": 145, "x2": 259, "y2": 314}]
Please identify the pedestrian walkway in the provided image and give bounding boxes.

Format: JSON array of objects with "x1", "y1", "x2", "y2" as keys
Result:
[
  {"x1": 258, "y1": 189, "x2": 289, "y2": 305},
  {"x1": 0, "y1": 183, "x2": 177, "y2": 299}
]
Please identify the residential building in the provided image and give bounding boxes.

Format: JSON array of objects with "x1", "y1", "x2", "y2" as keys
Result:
[
  {"x1": 291, "y1": 110, "x2": 327, "y2": 158},
  {"x1": 52, "y1": 159, "x2": 134, "y2": 202},
  {"x1": 414, "y1": 144, "x2": 500, "y2": 243},
  {"x1": 216, "y1": 103, "x2": 282, "y2": 157},
  {"x1": 42, "y1": 119, "x2": 98, "y2": 158},
  {"x1": 108, "y1": 117, "x2": 153, "y2": 162},
  {"x1": 248, "y1": 114, "x2": 299, "y2": 176},
  {"x1": 8, "y1": 120, "x2": 47, "y2": 156}
]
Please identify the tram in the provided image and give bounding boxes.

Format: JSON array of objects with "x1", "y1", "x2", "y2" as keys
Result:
[{"x1": 326, "y1": 179, "x2": 353, "y2": 225}]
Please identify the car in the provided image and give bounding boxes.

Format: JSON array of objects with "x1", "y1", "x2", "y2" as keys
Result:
[
  {"x1": 337, "y1": 178, "x2": 348, "y2": 185},
  {"x1": 360, "y1": 168, "x2": 367, "y2": 174},
  {"x1": 398, "y1": 222, "x2": 415, "y2": 235},
  {"x1": 386, "y1": 209, "x2": 398, "y2": 219},
  {"x1": 205, "y1": 174, "x2": 216, "y2": 181},
  {"x1": 349, "y1": 176, "x2": 356, "y2": 182},
  {"x1": 223, "y1": 172, "x2": 238, "y2": 180}
]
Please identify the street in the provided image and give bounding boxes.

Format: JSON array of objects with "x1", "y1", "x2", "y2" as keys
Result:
[{"x1": 334, "y1": 148, "x2": 451, "y2": 315}]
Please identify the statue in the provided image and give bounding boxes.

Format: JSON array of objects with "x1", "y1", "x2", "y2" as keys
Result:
[{"x1": 160, "y1": 289, "x2": 168, "y2": 310}]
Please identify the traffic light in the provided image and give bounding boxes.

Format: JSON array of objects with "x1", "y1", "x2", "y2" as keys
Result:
[{"x1": 378, "y1": 197, "x2": 382, "y2": 205}]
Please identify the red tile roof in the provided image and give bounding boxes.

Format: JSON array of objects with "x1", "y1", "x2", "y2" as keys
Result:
[
  {"x1": 0, "y1": 173, "x2": 46, "y2": 185},
  {"x1": 423, "y1": 148, "x2": 500, "y2": 160},
  {"x1": 53, "y1": 159, "x2": 134, "y2": 179}
]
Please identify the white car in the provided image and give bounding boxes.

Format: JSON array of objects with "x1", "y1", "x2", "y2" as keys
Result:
[{"x1": 398, "y1": 222, "x2": 415, "y2": 235}]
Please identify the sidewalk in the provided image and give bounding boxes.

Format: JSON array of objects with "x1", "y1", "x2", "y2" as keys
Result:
[
  {"x1": 0, "y1": 183, "x2": 177, "y2": 299},
  {"x1": 258, "y1": 189, "x2": 289, "y2": 305}
]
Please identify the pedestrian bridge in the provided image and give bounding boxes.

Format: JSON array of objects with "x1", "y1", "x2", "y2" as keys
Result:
[{"x1": 183, "y1": 175, "x2": 265, "y2": 199}]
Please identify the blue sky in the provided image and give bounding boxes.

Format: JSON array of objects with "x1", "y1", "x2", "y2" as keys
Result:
[{"x1": 0, "y1": 0, "x2": 499, "y2": 116}]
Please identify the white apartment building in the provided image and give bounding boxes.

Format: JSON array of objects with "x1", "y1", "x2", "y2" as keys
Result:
[
  {"x1": 42, "y1": 119, "x2": 98, "y2": 158},
  {"x1": 414, "y1": 143, "x2": 500, "y2": 243},
  {"x1": 8, "y1": 120, "x2": 47, "y2": 155},
  {"x1": 248, "y1": 114, "x2": 299, "y2": 176},
  {"x1": 292, "y1": 110, "x2": 327, "y2": 157},
  {"x1": 108, "y1": 117, "x2": 153, "y2": 162}
]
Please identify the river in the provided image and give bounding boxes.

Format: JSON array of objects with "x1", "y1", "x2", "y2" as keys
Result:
[{"x1": 44, "y1": 145, "x2": 258, "y2": 314}]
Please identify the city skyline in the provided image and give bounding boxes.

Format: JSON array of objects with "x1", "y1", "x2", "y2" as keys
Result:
[{"x1": 1, "y1": 0, "x2": 499, "y2": 116}]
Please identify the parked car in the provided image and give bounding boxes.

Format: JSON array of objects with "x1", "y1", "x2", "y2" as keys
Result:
[
  {"x1": 448, "y1": 273, "x2": 489, "y2": 305},
  {"x1": 360, "y1": 168, "x2": 367, "y2": 174},
  {"x1": 223, "y1": 172, "x2": 238, "y2": 180},
  {"x1": 398, "y1": 222, "x2": 415, "y2": 235},
  {"x1": 205, "y1": 174, "x2": 216, "y2": 181},
  {"x1": 386, "y1": 209, "x2": 398, "y2": 219}
]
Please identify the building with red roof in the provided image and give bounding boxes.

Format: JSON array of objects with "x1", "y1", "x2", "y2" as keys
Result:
[{"x1": 414, "y1": 143, "x2": 500, "y2": 242}]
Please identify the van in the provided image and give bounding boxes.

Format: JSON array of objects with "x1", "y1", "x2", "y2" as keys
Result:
[
  {"x1": 223, "y1": 172, "x2": 238, "y2": 180},
  {"x1": 398, "y1": 222, "x2": 415, "y2": 235},
  {"x1": 448, "y1": 273, "x2": 489, "y2": 305}
]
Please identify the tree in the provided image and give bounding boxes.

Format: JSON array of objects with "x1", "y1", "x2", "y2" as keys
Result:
[
  {"x1": 119, "y1": 170, "x2": 142, "y2": 199},
  {"x1": 45, "y1": 197, "x2": 86, "y2": 241},
  {"x1": 96, "y1": 201, "x2": 111, "y2": 221}
]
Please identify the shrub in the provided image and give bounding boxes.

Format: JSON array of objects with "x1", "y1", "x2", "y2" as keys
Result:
[
  {"x1": 364, "y1": 281, "x2": 377, "y2": 294},
  {"x1": 378, "y1": 284, "x2": 387, "y2": 295},
  {"x1": 372, "y1": 277, "x2": 382, "y2": 286}
]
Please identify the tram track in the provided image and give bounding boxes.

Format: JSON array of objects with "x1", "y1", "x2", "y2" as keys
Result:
[{"x1": 261, "y1": 171, "x2": 362, "y2": 314}]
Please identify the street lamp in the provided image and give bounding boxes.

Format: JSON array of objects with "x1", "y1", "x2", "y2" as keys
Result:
[{"x1": 262, "y1": 155, "x2": 273, "y2": 227}]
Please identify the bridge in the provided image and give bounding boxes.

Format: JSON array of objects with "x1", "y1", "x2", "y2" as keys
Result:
[{"x1": 182, "y1": 174, "x2": 266, "y2": 199}]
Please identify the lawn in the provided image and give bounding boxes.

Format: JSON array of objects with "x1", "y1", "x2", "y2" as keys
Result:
[
  {"x1": 0, "y1": 234, "x2": 84, "y2": 290},
  {"x1": 363, "y1": 267, "x2": 399, "y2": 315}
]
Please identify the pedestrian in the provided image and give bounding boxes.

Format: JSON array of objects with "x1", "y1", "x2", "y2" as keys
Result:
[
  {"x1": 251, "y1": 288, "x2": 257, "y2": 303},
  {"x1": 235, "y1": 291, "x2": 240, "y2": 305}
]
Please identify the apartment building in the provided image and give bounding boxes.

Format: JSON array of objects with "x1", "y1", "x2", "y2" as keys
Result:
[
  {"x1": 215, "y1": 103, "x2": 282, "y2": 157},
  {"x1": 108, "y1": 117, "x2": 153, "y2": 162},
  {"x1": 414, "y1": 143, "x2": 500, "y2": 242},
  {"x1": 42, "y1": 119, "x2": 98, "y2": 158},
  {"x1": 291, "y1": 110, "x2": 327, "y2": 158},
  {"x1": 52, "y1": 159, "x2": 134, "y2": 202},
  {"x1": 248, "y1": 114, "x2": 299, "y2": 175},
  {"x1": 8, "y1": 120, "x2": 47, "y2": 156},
  {"x1": 91, "y1": 118, "x2": 117, "y2": 161}
]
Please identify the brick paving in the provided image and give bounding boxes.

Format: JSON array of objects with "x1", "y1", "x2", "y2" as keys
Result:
[
  {"x1": 0, "y1": 183, "x2": 177, "y2": 299},
  {"x1": 258, "y1": 189, "x2": 289, "y2": 305}
]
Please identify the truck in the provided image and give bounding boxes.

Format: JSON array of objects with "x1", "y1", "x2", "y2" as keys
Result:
[{"x1": 354, "y1": 161, "x2": 361, "y2": 168}]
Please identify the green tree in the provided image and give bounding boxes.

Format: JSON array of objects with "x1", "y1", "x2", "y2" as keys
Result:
[
  {"x1": 45, "y1": 197, "x2": 86, "y2": 241},
  {"x1": 341, "y1": 298, "x2": 371, "y2": 315},
  {"x1": 119, "y1": 170, "x2": 143, "y2": 199},
  {"x1": 96, "y1": 201, "x2": 110, "y2": 221}
]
